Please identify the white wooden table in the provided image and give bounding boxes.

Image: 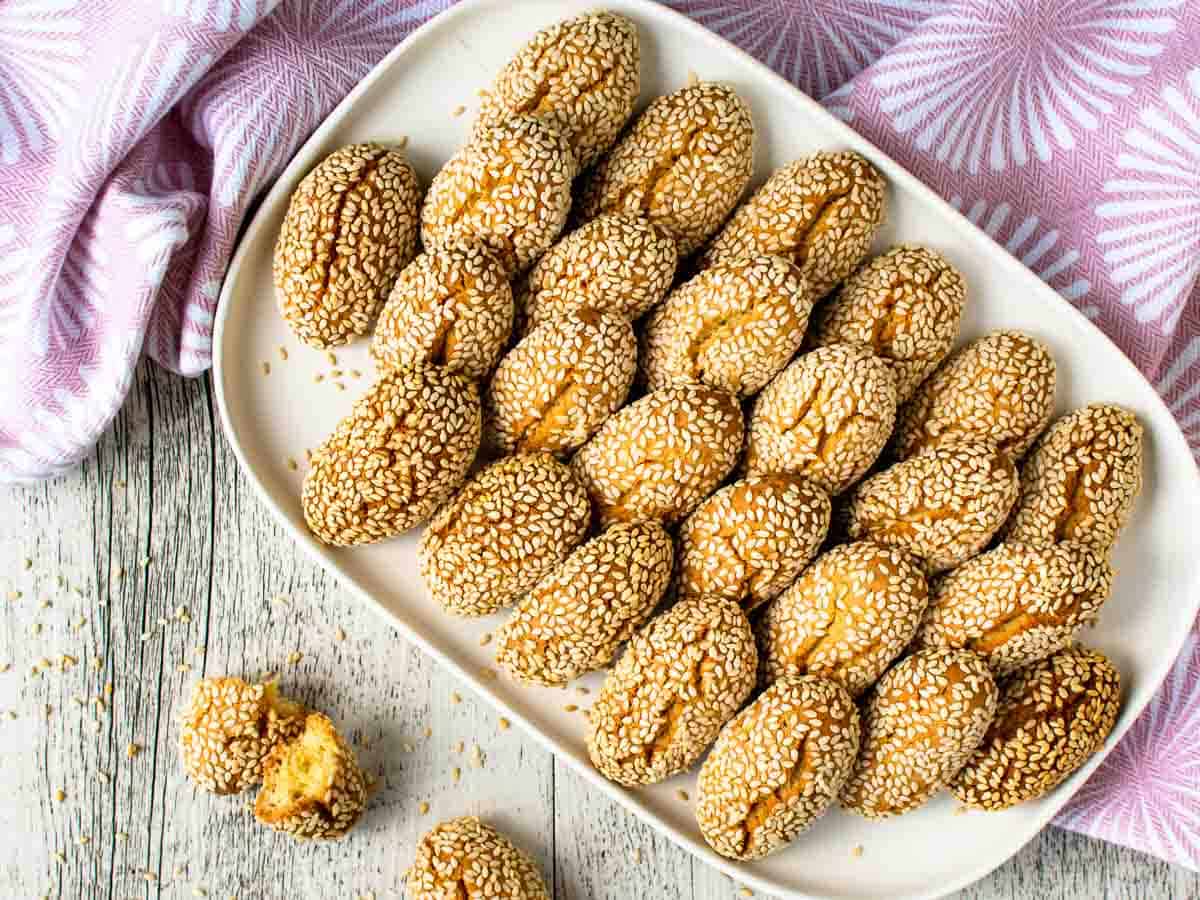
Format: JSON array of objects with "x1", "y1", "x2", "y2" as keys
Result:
[{"x1": 3, "y1": 361, "x2": 1197, "y2": 900}]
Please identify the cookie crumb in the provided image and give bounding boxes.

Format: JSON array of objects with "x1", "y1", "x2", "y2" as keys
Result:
[{"x1": 335, "y1": 627, "x2": 347, "y2": 642}]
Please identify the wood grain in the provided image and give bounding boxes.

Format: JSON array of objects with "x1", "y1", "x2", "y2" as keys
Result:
[{"x1": 0, "y1": 360, "x2": 1195, "y2": 900}]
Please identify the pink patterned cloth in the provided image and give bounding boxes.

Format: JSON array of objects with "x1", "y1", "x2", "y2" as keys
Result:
[{"x1": 1, "y1": 0, "x2": 1197, "y2": 870}]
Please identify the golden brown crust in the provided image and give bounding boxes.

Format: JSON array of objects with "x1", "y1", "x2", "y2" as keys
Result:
[
  {"x1": 744, "y1": 343, "x2": 898, "y2": 495},
  {"x1": 641, "y1": 255, "x2": 814, "y2": 398},
  {"x1": 840, "y1": 648, "x2": 997, "y2": 819},
  {"x1": 274, "y1": 143, "x2": 421, "y2": 348},
  {"x1": 302, "y1": 366, "x2": 481, "y2": 546},
  {"x1": 576, "y1": 82, "x2": 754, "y2": 257},
  {"x1": 758, "y1": 542, "x2": 929, "y2": 697},
  {"x1": 587, "y1": 595, "x2": 757, "y2": 786},
  {"x1": 474, "y1": 12, "x2": 639, "y2": 170},
  {"x1": 419, "y1": 454, "x2": 590, "y2": 617},
  {"x1": 950, "y1": 646, "x2": 1121, "y2": 811},
  {"x1": 485, "y1": 308, "x2": 636, "y2": 456},
  {"x1": 677, "y1": 474, "x2": 830, "y2": 612},
  {"x1": 893, "y1": 330, "x2": 1056, "y2": 462},
  {"x1": 496, "y1": 521, "x2": 673, "y2": 685},
  {"x1": 846, "y1": 441, "x2": 1019, "y2": 574},
  {"x1": 179, "y1": 677, "x2": 306, "y2": 795},
  {"x1": 406, "y1": 817, "x2": 549, "y2": 900},
  {"x1": 915, "y1": 541, "x2": 1114, "y2": 675},
  {"x1": 698, "y1": 151, "x2": 886, "y2": 298},
  {"x1": 422, "y1": 116, "x2": 576, "y2": 274},
  {"x1": 696, "y1": 675, "x2": 860, "y2": 860},
  {"x1": 254, "y1": 712, "x2": 367, "y2": 840},
  {"x1": 520, "y1": 213, "x2": 677, "y2": 332},
  {"x1": 1002, "y1": 403, "x2": 1143, "y2": 552},
  {"x1": 372, "y1": 244, "x2": 513, "y2": 379},
  {"x1": 571, "y1": 384, "x2": 744, "y2": 525},
  {"x1": 809, "y1": 245, "x2": 966, "y2": 402}
]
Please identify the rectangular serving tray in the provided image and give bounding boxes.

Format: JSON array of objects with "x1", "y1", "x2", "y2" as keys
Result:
[{"x1": 211, "y1": 1, "x2": 1200, "y2": 897}]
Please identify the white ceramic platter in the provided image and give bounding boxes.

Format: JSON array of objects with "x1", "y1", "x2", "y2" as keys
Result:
[{"x1": 212, "y1": 1, "x2": 1200, "y2": 897}]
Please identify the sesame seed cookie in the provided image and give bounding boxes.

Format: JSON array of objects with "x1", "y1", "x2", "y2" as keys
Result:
[
  {"x1": 893, "y1": 330, "x2": 1056, "y2": 462},
  {"x1": 520, "y1": 213, "x2": 677, "y2": 333},
  {"x1": 677, "y1": 474, "x2": 831, "y2": 612},
  {"x1": 840, "y1": 648, "x2": 997, "y2": 819},
  {"x1": 642, "y1": 255, "x2": 814, "y2": 398},
  {"x1": 808, "y1": 245, "x2": 966, "y2": 402},
  {"x1": 846, "y1": 442, "x2": 1019, "y2": 574},
  {"x1": 419, "y1": 453, "x2": 590, "y2": 617},
  {"x1": 588, "y1": 595, "x2": 757, "y2": 786},
  {"x1": 485, "y1": 308, "x2": 636, "y2": 456},
  {"x1": 371, "y1": 244, "x2": 513, "y2": 379},
  {"x1": 950, "y1": 645, "x2": 1121, "y2": 811},
  {"x1": 474, "y1": 12, "x2": 639, "y2": 170},
  {"x1": 422, "y1": 115, "x2": 576, "y2": 274},
  {"x1": 406, "y1": 817, "x2": 549, "y2": 900},
  {"x1": 572, "y1": 384, "x2": 744, "y2": 525},
  {"x1": 744, "y1": 343, "x2": 898, "y2": 495},
  {"x1": 576, "y1": 82, "x2": 754, "y2": 257},
  {"x1": 495, "y1": 521, "x2": 673, "y2": 686},
  {"x1": 1002, "y1": 403, "x2": 1143, "y2": 553},
  {"x1": 302, "y1": 365, "x2": 481, "y2": 546},
  {"x1": 698, "y1": 151, "x2": 886, "y2": 298},
  {"x1": 179, "y1": 677, "x2": 306, "y2": 795},
  {"x1": 254, "y1": 712, "x2": 367, "y2": 840},
  {"x1": 758, "y1": 542, "x2": 929, "y2": 697},
  {"x1": 914, "y1": 541, "x2": 1114, "y2": 675},
  {"x1": 696, "y1": 675, "x2": 860, "y2": 860},
  {"x1": 274, "y1": 142, "x2": 421, "y2": 348}
]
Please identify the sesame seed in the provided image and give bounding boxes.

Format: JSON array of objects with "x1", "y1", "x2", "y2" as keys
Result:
[
  {"x1": 54, "y1": 788, "x2": 65, "y2": 802},
  {"x1": 334, "y1": 627, "x2": 346, "y2": 642},
  {"x1": 287, "y1": 651, "x2": 303, "y2": 666},
  {"x1": 451, "y1": 767, "x2": 461, "y2": 783},
  {"x1": 676, "y1": 789, "x2": 688, "y2": 802},
  {"x1": 478, "y1": 632, "x2": 492, "y2": 647},
  {"x1": 261, "y1": 361, "x2": 271, "y2": 376},
  {"x1": 278, "y1": 346, "x2": 288, "y2": 361},
  {"x1": 326, "y1": 352, "x2": 338, "y2": 365},
  {"x1": 451, "y1": 104, "x2": 466, "y2": 117},
  {"x1": 498, "y1": 718, "x2": 510, "y2": 731},
  {"x1": 313, "y1": 373, "x2": 324, "y2": 383},
  {"x1": 286, "y1": 457, "x2": 298, "y2": 471},
  {"x1": 22, "y1": 558, "x2": 32, "y2": 570},
  {"x1": 127, "y1": 743, "x2": 142, "y2": 758},
  {"x1": 451, "y1": 692, "x2": 461, "y2": 705},
  {"x1": 632, "y1": 847, "x2": 642, "y2": 864},
  {"x1": 852, "y1": 845, "x2": 864, "y2": 858},
  {"x1": 418, "y1": 801, "x2": 429, "y2": 815},
  {"x1": 452, "y1": 741, "x2": 464, "y2": 754}
]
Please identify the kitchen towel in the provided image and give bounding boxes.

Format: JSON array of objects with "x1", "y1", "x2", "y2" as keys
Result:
[{"x1": 0, "y1": 0, "x2": 1196, "y2": 870}]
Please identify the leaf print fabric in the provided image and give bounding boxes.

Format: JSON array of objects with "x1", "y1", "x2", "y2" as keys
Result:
[{"x1": 0, "y1": 0, "x2": 1198, "y2": 871}]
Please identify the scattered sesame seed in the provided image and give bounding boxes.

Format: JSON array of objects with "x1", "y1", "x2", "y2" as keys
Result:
[
  {"x1": 53, "y1": 852, "x2": 66, "y2": 864},
  {"x1": 330, "y1": 369, "x2": 343, "y2": 378},
  {"x1": 287, "y1": 651, "x2": 303, "y2": 666},
  {"x1": 77, "y1": 835, "x2": 90, "y2": 846},
  {"x1": 326, "y1": 352, "x2": 338, "y2": 365},
  {"x1": 852, "y1": 845, "x2": 864, "y2": 858},
  {"x1": 0, "y1": 663, "x2": 9, "y2": 673},
  {"x1": 418, "y1": 801, "x2": 430, "y2": 815},
  {"x1": 676, "y1": 789, "x2": 689, "y2": 802},
  {"x1": 334, "y1": 381, "x2": 346, "y2": 391},
  {"x1": 335, "y1": 627, "x2": 346, "y2": 642},
  {"x1": 452, "y1": 104, "x2": 466, "y2": 117},
  {"x1": 261, "y1": 361, "x2": 270, "y2": 375},
  {"x1": 451, "y1": 765, "x2": 461, "y2": 785},
  {"x1": 453, "y1": 741, "x2": 464, "y2": 754},
  {"x1": 30, "y1": 623, "x2": 41, "y2": 636},
  {"x1": 54, "y1": 788, "x2": 65, "y2": 802},
  {"x1": 498, "y1": 718, "x2": 511, "y2": 731},
  {"x1": 632, "y1": 847, "x2": 642, "y2": 864},
  {"x1": 350, "y1": 369, "x2": 362, "y2": 378},
  {"x1": 738, "y1": 888, "x2": 753, "y2": 897},
  {"x1": 177, "y1": 663, "x2": 192, "y2": 673},
  {"x1": 451, "y1": 692, "x2": 462, "y2": 705},
  {"x1": 313, "y1": 373, "x2": 324, "y2": 383},
  {"x1": 478, "y1": 632, "x2": 492, "y2": 647},
  {"x1": 278, "y1": 346, "x2": 288, "y2": 361},
  {"x1": 423, "y1": 726, "x2": 433, "y2": 739},
  {"x1": 127, "y1": 743, "x2": 142, "y2": 758},
  {"x1": 22, "y1": 557, "x2": 32, "y2": 570},
  {"x1": 564, "y1": 704, "x2": 578, "y2": 713},
  {"x1": 286, "y1": 457, "x2": 298, "y2": 471},
  {"x1": 6, "y1": 589, "x2": 20, "y2": 601},
  {"x1": 469, "y1": 745, "x2": 485, "y2": 769}
]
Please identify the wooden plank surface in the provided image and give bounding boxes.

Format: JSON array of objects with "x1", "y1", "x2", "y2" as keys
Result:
[{"x1": 1, "y1": 360, "x2": 1196, "y2": 900}]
